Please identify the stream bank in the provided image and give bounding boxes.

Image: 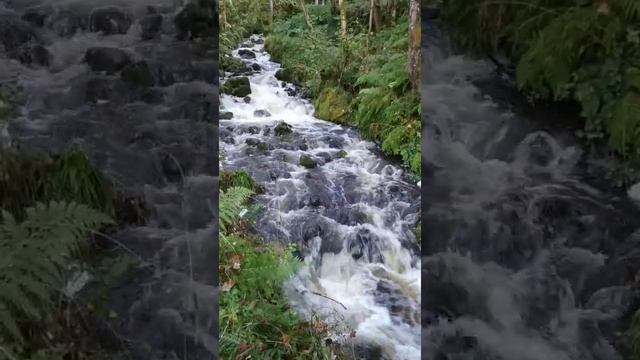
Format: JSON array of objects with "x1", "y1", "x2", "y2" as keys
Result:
[
  {"x1": 422, "y1": 13, "x2": 640, "y2": 360},
  {"x1": 220, "y1": 35, "x2": 421, "y2": 360}
]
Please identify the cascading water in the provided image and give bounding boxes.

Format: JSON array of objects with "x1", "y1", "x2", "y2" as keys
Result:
[
  {"x1": 220, "y1": 35, "x2": 421, "y2": 359},
  {"x1": 421, "y1": 15, "x2": 640, "y2": 360},
  {"x1": 0, "y1": 1, "x2": 218, "y2": 359}
]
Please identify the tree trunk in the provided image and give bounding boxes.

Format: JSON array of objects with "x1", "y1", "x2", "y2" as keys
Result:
[
  {"x1": 315, "y1": 0, "x2": 319, "y2": 5},
  {"x1": 407, "y1": 0, "x2": 420, "y2": 91},
  {"x1": 338, "y1": 0, "x2": 347, "y2": 37},
  {"x1": 368, "y1": 0, "x2": 374, "y2": 35},
  {"x1": 300, "y1": 0, "x2": 314, "y2": 31},
  {"x1": 373, "y1": 0, "x2": 382, "y2": 32},
  {"x1": 389, "y1": 0, "x2": 397, "y2": 26},
  {"x1": 269, "y1": 0, "x2": 274, "y2": 24}
]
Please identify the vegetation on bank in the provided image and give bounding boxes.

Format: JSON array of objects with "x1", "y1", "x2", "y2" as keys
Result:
[
  {"x1": 220, "y1": 0, "x2": 421, "y2": 175},
  {"x1": 433, "y1": 0, "x2": 640, "y2": 356},
  {"x1": 0, "y1": 148, "x2": 136, "y2": 360},
  {"x1": 218, "y1": 172, "x2": 345, "y2": 359},
  {"x1": 436, "y1": 0, "x2": 640, "y2": 183}
]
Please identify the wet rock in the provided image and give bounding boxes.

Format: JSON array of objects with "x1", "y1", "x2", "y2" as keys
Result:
[
  {"x1": 275, "y1": 68, "x2": 295, "y2": 83},
  {"x1": 14, "y1": 44, "x2": 51, "y2": 67},
  {"x1": 299, "y1": 154, "x2": 317, "y2": 169},
  {"x1": 85, "y1": 77, "x2": 124, "y2": 103},
  {"x1": 243, "y1": 96, "x2": 251, "y2": 103},
  {"x1": 274, "y1": 121, "x2": 292, "y2": 136},
  {"x1": 245, "y1": 138, "x2": 261, "y2": 147},
  {"x1": 221, "y1": 56, "x2": 251, "y2": 75},
  {"x1": 221, "y1": 77, "x2": 251, "y2": 97},
  {"x1": 251, "y1": 63, "x2": 261, "y2": 71},
  {"x1": 237, "y1": 49, "x2": 255, "y2": 59},
  {"x1": 47, "y1": 10, "x2": 87, "y2": 37},
  {"x1": 628, "y1": 182, "x2": 640, "y2": 209},
  {"x1": 220, "y1": 111, "x2": 233, "y2": 120},
  {"x1": 121, "y1": 61, "x2": 154, "y2": 87},
  {"x1": 21, "y1": 8, "x2": 47, "y2": 27},
  {"x1": 89, "y1": 7, "x2": 131, "y2": 35},
  {"x1": 262, "y1": 127, "x2": 271, "y2": 136},
  {"x1": 139, "y1": 14, "x2": 163, "y2": 40},
  {"x1": 0, "y1": 16, "x2": 35, "y2": 53},
  {"x1": 253, "y1": 109, "x2": 271, "y2": 117},
  {"x1": 174, "y1": 3, "x2": 215, "y2": 40},
  {"x1": 298, "y1": 141, "x2": 308, "y2": 151},
  {"x1": 527, "y1": 133, "x2": 555, "y2": 166},
  {"x1": 85, "y1": 47, "x2": 132, "y2": 73},
  {"x1": 336, "y1": 150, "x2": 348, "y2": 159}
]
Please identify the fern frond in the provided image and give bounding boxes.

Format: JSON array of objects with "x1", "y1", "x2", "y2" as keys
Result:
[{"x1": 219, "y1": 187, "x2": 253, "y2": 234}]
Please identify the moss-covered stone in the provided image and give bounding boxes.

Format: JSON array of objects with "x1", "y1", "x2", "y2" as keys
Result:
[
  {"x1": 299, "y1": 154, "x2": 317, "y2": 169},
  {"x1": 220, "y1": 111, "x2": 234, "y2": 120},
  {"x1": 221, "y1": 55, "x2": 250, "y2": 75},
  {"x1": 274, "y1": 121, "x2": 292, "y2": 136},
  {"x1": 313, "y1": 87, "x2": 352, "y2": 125},
  {"x1": 275, "y1": 68, "x2": 296, "y2": 84},
  {"x1": 121, "y1": 61, "x2": 154, "y2": 87},
  {"x1": 336, "y1": 150, "x2": 347, "y2": 158},
  {"x1": 221, "y1": 77, "x2": 251, "y2": 97}
]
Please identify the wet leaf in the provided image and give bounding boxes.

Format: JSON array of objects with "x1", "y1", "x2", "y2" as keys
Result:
[{"x1": 222, "y1": 279, "x2": 235, "y2": 292}]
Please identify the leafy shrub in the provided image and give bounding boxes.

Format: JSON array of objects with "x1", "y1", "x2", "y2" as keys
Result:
[
  {"x1": 219, "y1": 185, "x2": 340, "y2": 359},
  {"x1": 441, "y1": 0, "x2": 640, "y2": 181},
  {"x1": 266, "y1": 9, "x2": 421, "y2": 174},
  {"x1": 0, "y1": 202, "x2": 113, "y2": 357},
  {"x1": 0, "y1": 148, "x2": 113, "y2": 219}
]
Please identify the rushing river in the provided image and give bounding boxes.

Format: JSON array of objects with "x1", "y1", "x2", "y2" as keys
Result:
[
  {"x1": 0, "y1": 1, "x2": 218, "y2": 359},
  {"x1": 421, "y1": 16, "x2": 640, "y2": 360},
  {"x1": 220, "y1": 35, "x2": 421, "y2": 359}
]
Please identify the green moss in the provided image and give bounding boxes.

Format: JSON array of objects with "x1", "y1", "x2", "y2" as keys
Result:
[
  {"x1": 274, "y1": 121, "x2": 293, "y2": 136},
  {"x1": 313, "y1": 87, "x2": 352, "y2": 125},
  {"x1": 299, "y1": 154, "x2": 317, "y2": 169},
  {"x1": 221, "y1": 77, "x2": 251, "y2": 97},
  {"x1": 336, "y1": 150, "x2": 348, "y2": 158},
  {"x1": 220, "y1": 111, "x2": 234, "y2": 120},
  {"x1": 220, "y1": 55, "x2": 249, "y2": 74}
]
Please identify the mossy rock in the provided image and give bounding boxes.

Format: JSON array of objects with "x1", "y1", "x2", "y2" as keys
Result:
[
  {"x1": 299, "y1": 154, "x2": 317, "y2": 169},
  {"x1": 274, "y1": 121, "x2": 292, "y2": 136},
  {"x1": 336, "y1": 150, "x2": 347, "y2": 159},
  {"x1": 221, "y1": 55, "x2": 250, "y2": 75},
  {"x1": 222, "y1": 77, "x2": 251, "y2": 97},
  {"x1": 313, "y1": 87, "x2": 351, "y2": 124},
  {"x1": 275, "y1": 68, "x2": 296, "y2": 84},
  {"x1": 121, "y1": 61, "x2": 154, "y2": 87},
  {"x1": 220, "y1": 111, "x2": 234, "y2": 120}
]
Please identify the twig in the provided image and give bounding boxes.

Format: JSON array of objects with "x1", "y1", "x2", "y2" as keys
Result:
[
  {"x1": 306, "y1": 290, "x2": 347, "y2": 310},
  {"x1": 93, "y1": 231, "x2": 152, "y2": 268}
]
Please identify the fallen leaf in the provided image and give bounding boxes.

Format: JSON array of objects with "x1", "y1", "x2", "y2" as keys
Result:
[{"x1": 222, "y1": 279, "x2": 235, "y2": 292}]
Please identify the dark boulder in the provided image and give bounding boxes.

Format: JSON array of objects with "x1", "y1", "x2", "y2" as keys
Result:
[
  {"x1": 85, "y1": 47, "x2": 132, "y2": 73},
  {"x1": 139, "y1": 14, "x2": 163, "y2": 40},
  {"x1": 253, "y1": 109, "x2": 271, "y2": 117},
  {"x1": 121, "y1": 61, "x2": 155, "y2": 87},
  {"x1": 0, "y1": 16, "x2": 35, "y2": 53},
  {"x1": 299, "y1": 154, "x2": 317, "y2": 169},
  {"x1": 274, "y1": 121, "x2": 292, "y2": 136},
  {"x1": 47, "y1": 10, "x2": 87, "y2": 37},
  {"x1": 174, "y1": 3, "x2": 215, "y2": 40},
  {"x1": 89, "y1": 7, "x2": 131, "y2": 35},
  {"x1": 221, "y1": 77, "x2": 251, "y2": 97},
  {"x1": 237, "y1": 49, "x2": 256, "y2": 59},
  {"x1": 13, "y1": 44, "x2": 51, "y2": 67},
  {"x1": 220, "y1": 111, "x2": 233, "y2": 120}
]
